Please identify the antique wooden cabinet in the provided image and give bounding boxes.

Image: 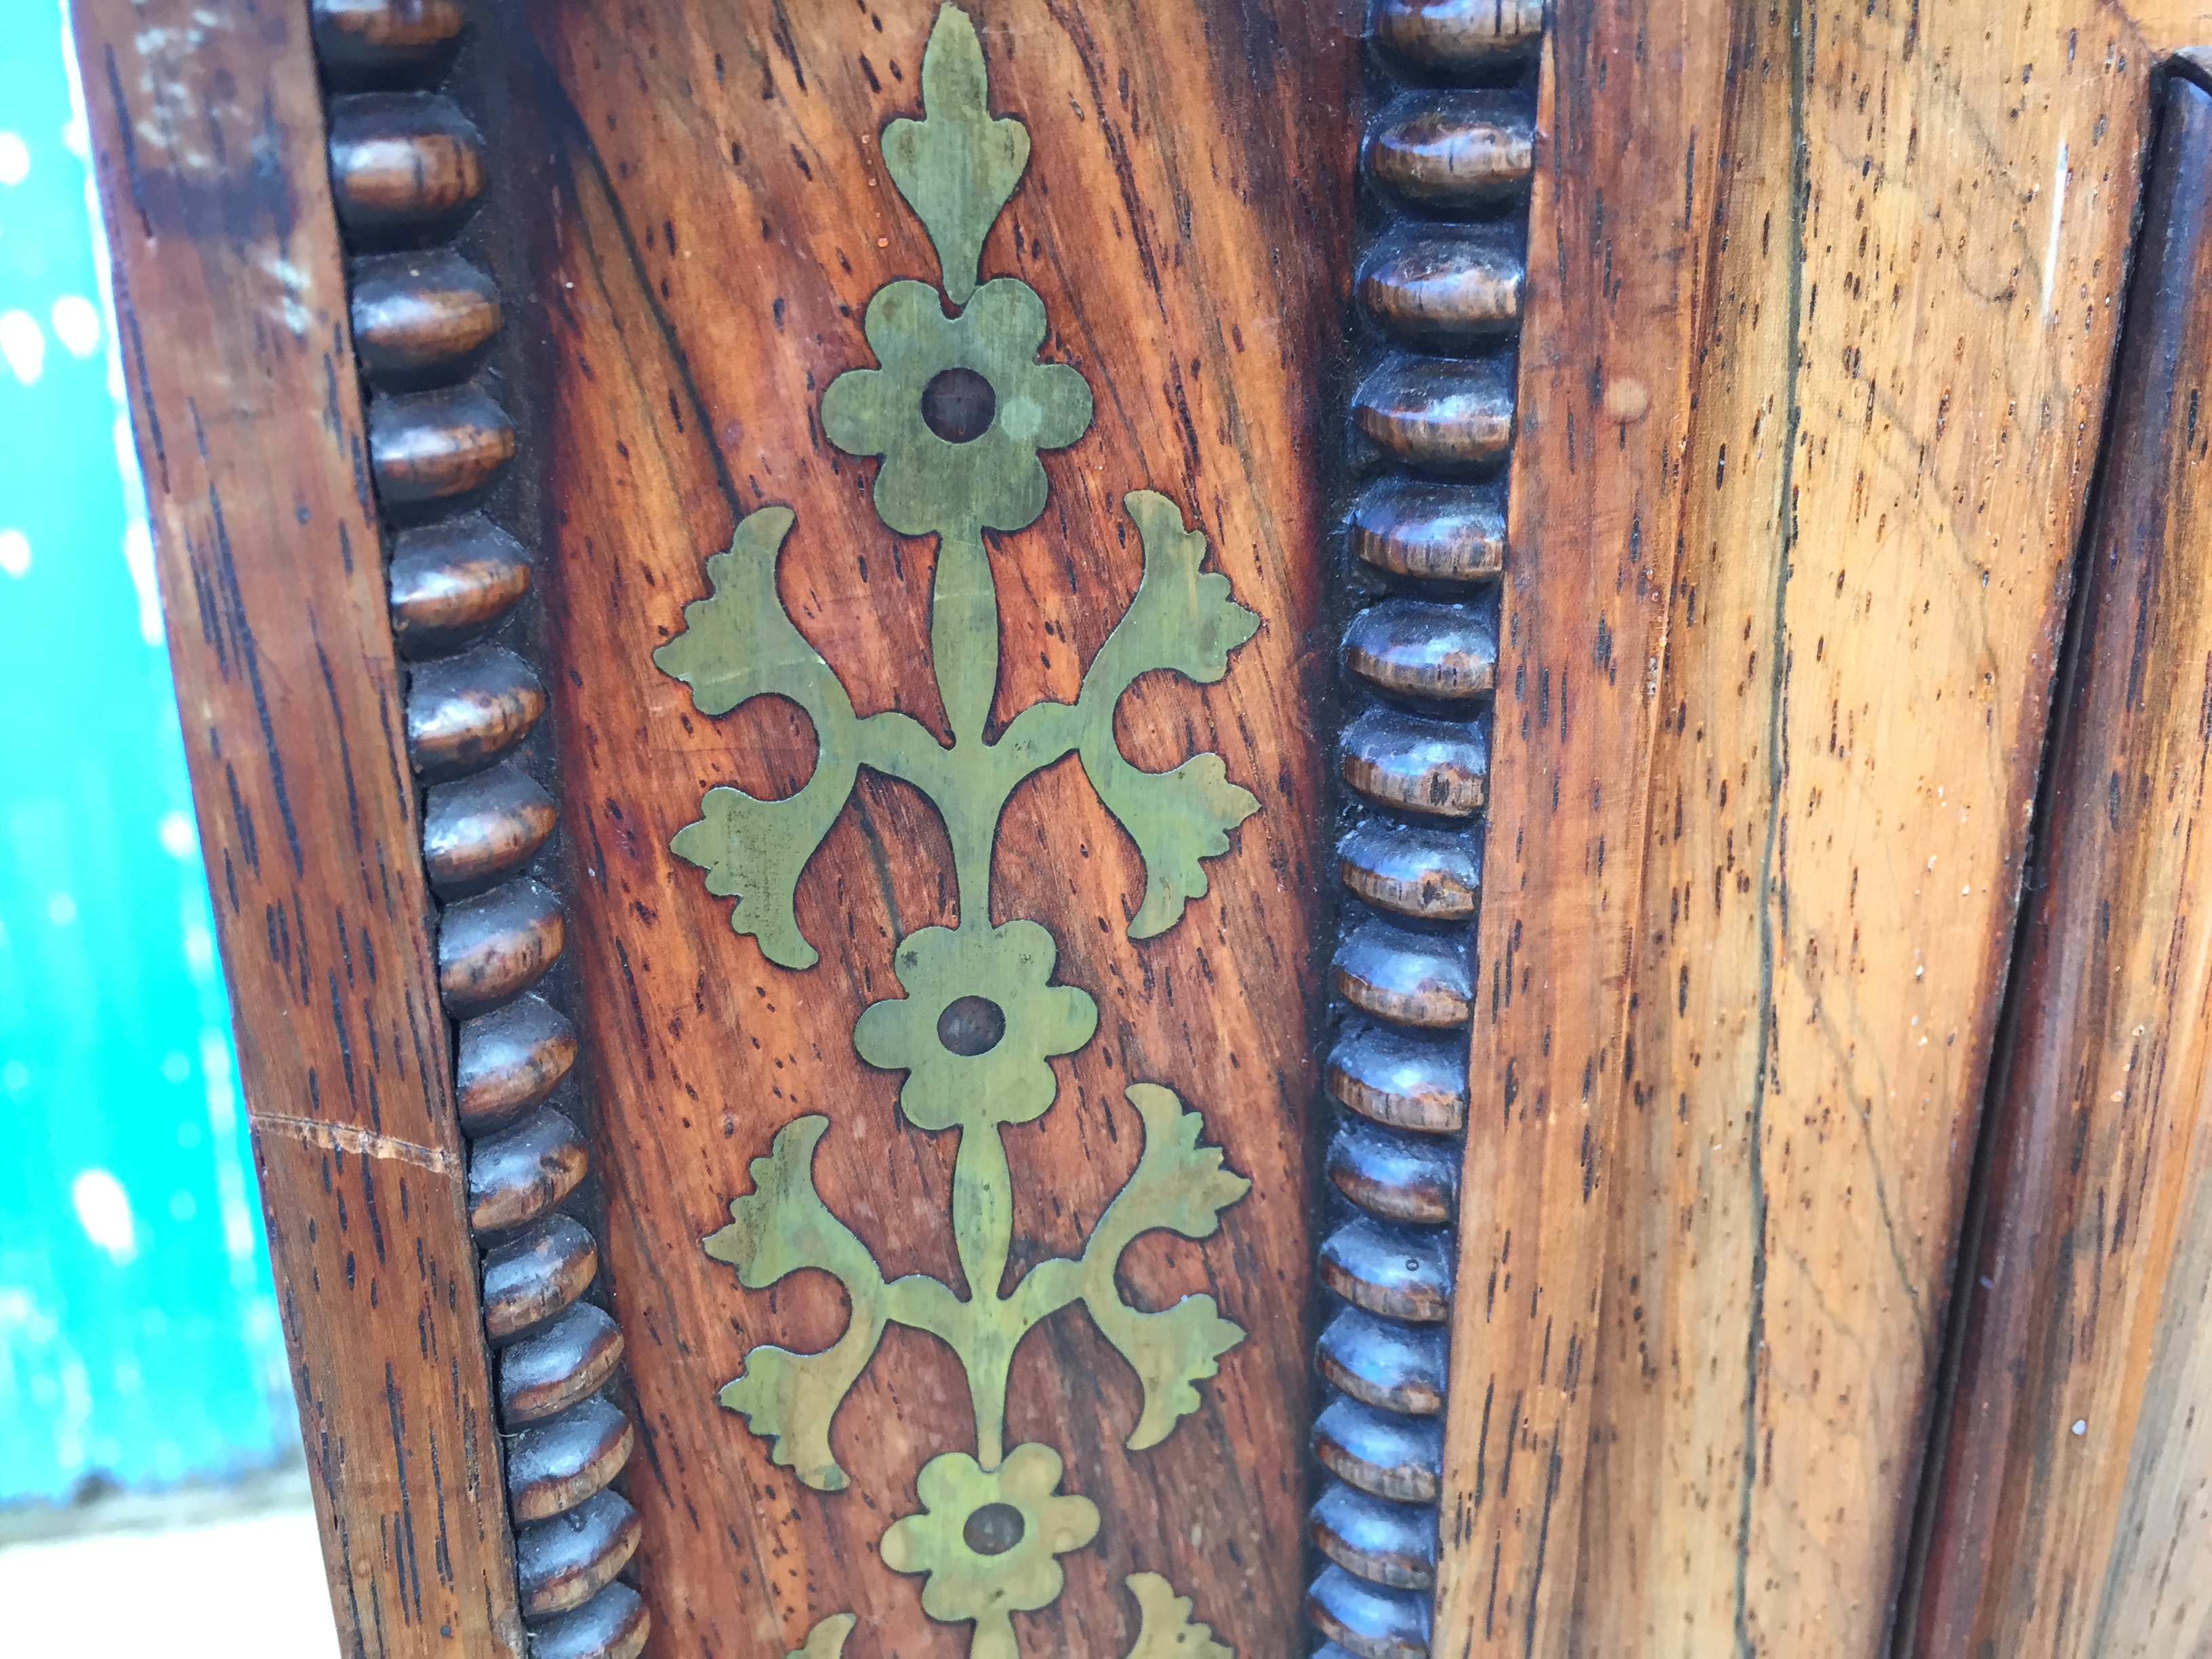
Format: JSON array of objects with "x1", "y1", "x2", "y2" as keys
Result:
[{"x1": 66, "y1": 0, "x2": 2212, "y2": 1654}]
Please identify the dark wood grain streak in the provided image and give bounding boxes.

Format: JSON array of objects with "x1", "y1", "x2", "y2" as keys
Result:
[
  {"x1": 68, "y1": 4, "x2": 523, "y2": 1655},
  {"x1": 1910, "y1": 74, "x2": 2212, "y2": 1659}
]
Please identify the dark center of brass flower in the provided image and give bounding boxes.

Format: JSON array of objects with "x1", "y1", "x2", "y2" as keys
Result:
[
  {"x1": 921, "y1": 367, "x2": 996, "y2": 443},
  {"x1": 963, "y1": 1501, "x2": 1026, "y2": 1556},
  {"x1": 937, "y1": 996, "x2": 1006, "y2": 1056}
]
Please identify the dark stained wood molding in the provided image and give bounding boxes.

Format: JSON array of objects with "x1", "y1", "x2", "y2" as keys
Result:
[
  {"x1": 1908, "y1": 68, "x2": 2212, "y2": 1657},
  {"x1": 1311, "y1": 9, "x2": 1541, "y2": 1657},
  {"x1": 66, "y1": 1, "x2": 526, "y2": 1654},
  {"x1": 301, "y1": 3, "x2": 651, "y2": 1656}
]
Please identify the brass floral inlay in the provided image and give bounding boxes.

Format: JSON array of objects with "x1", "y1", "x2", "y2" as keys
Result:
[{"x1": 657, "y1": 8, "x2": 1257, "y2": 1654}]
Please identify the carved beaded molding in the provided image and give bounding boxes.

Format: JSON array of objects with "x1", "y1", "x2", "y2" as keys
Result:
[
  {"x1": 653, "y1": 12, "x2": 1254, "y2": 1658},
  {"x1": 1309, "y1": 6, "x2": 1543, "y2": 1658},
  {"x1": 310, "y1": 3, "x2": 651, "y2": 1656}
]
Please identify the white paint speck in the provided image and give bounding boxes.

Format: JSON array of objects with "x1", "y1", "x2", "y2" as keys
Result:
[
  {"x1": 0, "y1": 529, "x2": 29, "y2": 578},
  {"x1": 2043, "y1": 140, "x2": 2070, "y2": 319},
  {"x1": 46, "y1": 893, "x2": 77, "y2": 927},
  {"x1": 49, "y1": 293, "x2": 99, "y2": 358},
  {"x1": 159, "y1": 809, "x2": 197, "y2": 858},
  {"x1": 2072, "y1": 1419, "x2": 2088, "y2": 1436},
  {"x1": 0, "y1": 311, "x2": 45, "y2": 385},
  {"x1": 0, "y1": 131, "x2": 28, "y2": 186},
  {"x1": 71, "y1": 1170, "x2": 138, "y2": 1267}
]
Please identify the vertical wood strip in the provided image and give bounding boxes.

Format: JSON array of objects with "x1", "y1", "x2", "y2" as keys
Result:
[
  {"x1": 68, "y1": 4, "x2": 524, "y2": 1655},
  {"x1": 1912, "y1": 71, "x2": 2212, "y2": 1659},
  {"x1": 1431, "y1": 0, "x2": 1730, "y2": 1647},
  {"x1": 1570, "y1": 0, "x2": 2148, "y2": 1653}
]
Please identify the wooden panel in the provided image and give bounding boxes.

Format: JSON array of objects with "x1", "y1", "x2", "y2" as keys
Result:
[
  {"x1": 1573, "y1": 2, "x2": 2149, "y2": 1655},
  {"x1": 1428, "y1": 0, "x2": 1728, "y2": 1647},
  {"x1": 1434, "y1": 0, "x2": 2152, "y2": 1652},
  {"x1": 1911, "y1": 73, "x2": 2212, "y2": 1659},
  {"x1": 68, "y1": 3, "x2": 524, "y2": 1656},
  {"x1": 514, "y1": 3, "x2": 1357, "y2": 1654}
]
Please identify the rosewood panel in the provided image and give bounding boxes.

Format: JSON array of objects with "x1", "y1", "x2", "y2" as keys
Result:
[
  {"x1": 514, "y1": 4, "x2": 1358, "y2": 1655},
  {"x1": 68, "y1": 2, "x2": 523, "y2": 1655},
  {"x1": 1911, "y1": 71, "x2": 2212, "y2": 1659}
]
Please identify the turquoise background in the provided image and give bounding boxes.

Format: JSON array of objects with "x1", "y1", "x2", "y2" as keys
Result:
[{"x1": 0, "y1": 2, "x2": 294, "y2": 1504}]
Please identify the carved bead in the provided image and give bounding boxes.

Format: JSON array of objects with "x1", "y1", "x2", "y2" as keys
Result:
[
  {"x1": 407, "y1": 645, "x2": 546, "y2": 781},
  {"x1": 1338, "y1": 821, "x2": 1482, "y2": 922},
  {"x1": 1328, "y1": 1118, "x2": 1459, "y2": 1225},
  {"x1": 440, "y1": 878, "x2": 564, "y2": 1015},
  {"x1": 1334, "y1": 918, "x2": 1472, "y2": 1030},
  {"x1": 1366, "y1": 93, "x2": 1536, "y2": 211},
  {"x1": 327, "y1": 93, "x2": 484, "y2": 240},
  {"x1": 456, "y1": 994, "x2": 579, "y2": 1136},
  {"x1": 1307, "y1": 1563, "x2": 1431, "y2": 1659},
  {"x1": 1315, "y1": 1393, "x2": 1443, "y2": 1503},
  {"x1": 1319, "y1": 1307, "x2": 1447, "y2": 1417},
  {"x1": 508, "y1": 1397, "x2": 635, "y2": 1523},
  {"x1": 310, "y1": 0, "x2": 466, "y2": 80},
  {"x1": 1353, "y1": 356, "x2": 1515, "y2": 474},
  {"x1": 1359, "y1": 225, "x2": 1524, "y2": 347},
  {"x1": 468, "y1": 1105, "x2": 588, "y2": 1234},
  {"x1": 1320, "y1": 1215, "x2": 1453, "y2": 1323},
  {"x1": 516, "y1": 1489, "x2": 642, "y2": 1620},
  {"x1": 526, "y1": 1583, "x2": 651, "y2": 1659},
  {"x1": 1349, "y1": 476, "x2": 1506, "y2": 582},
  {"x1": 1345, "y1": 598, "x2": 1497, "y2": 703},
  {"x1": 502, "y1": 1303, "x2": 626, "y2": 1426},
  {"x1": 352, "y1": 250, "x2": 501, "y2": 386},
  {"x1": 1340, "y1": 708, "x2": 1488, "y2": 819},
  {"x1": 1311, "y1": 1481, "x2": 1437, "y2": 1591},
  {"x1": 370, "y1": 385, "x2": 515, "y2": 506},
  {"x1": 389, "y1": 515, "x2": 532, "y2": 659},
  {"x1": 1372, "y1": 0, "x2": 1544, "y2": 73},
  {"x1": 481, "y1": 1213, "x2": 598, "y2": 1341},
  {"x1": 424, "y1": 762, "x2": 556, "y2": 897},
  {"x1": 1326, "y1": 1021, "x2": 1468, "y2": 1134}
]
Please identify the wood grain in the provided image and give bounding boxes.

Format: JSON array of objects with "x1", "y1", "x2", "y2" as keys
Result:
[
  {"x1": 512, "y1": 3, "x2": 1359, "y2": 1654},
  {"x1": 68, "y1": 3, "x2": 523, "y2": 1654},
  {"x1": 1428, "y1": 0, "x2": 1726, "y2": 1643},
  {"x1": 1566, "y1": 1, "x2": 2148, "y2": 1655},
  {"x1": 1910, "y1": 72, "x2": 2212, "y2": 1659}
]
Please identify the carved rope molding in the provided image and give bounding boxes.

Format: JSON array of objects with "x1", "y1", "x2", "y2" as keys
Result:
[
  {"x1": 1309, "y1": 7, "x2": 1544, "y2": 1658},
  {"x1": 651, "y1": 11, "x2": 1252, "y2": 1657},
  {"x1": 307, "y1": 5, "x2": 650, "y2": 1658}
]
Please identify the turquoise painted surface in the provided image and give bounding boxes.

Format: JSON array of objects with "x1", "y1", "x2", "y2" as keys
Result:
[{"x1": 0, "y1": 3, "x2": 293, "y2": 1504}]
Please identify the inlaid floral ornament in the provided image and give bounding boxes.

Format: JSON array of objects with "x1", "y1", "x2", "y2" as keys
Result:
[
  {"x1": 852, "y1": 921, "x2": 1097, "y2": 1130},
  {"x1": 821, "y1": 278, "x2": 1092, "y2": 537},
  {"x1": 659, "y1": 7, "x2": 1258, "y2": 1656},
  {"x1": 880, "y1": 1443, "x2": 1100, "y2": 1659}
]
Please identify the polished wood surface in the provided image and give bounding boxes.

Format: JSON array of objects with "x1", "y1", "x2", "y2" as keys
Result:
[
  {"x1": 1577, "y1": 3, "x2": 2146, "y2": 1655},
  {"x1": 1435, "y1": 0, "x2": 2153, "y2": 1654},
  {"x1": 1911, "y1": 72, "x2": 2212, "y2": 1658},
  {"x1": 68, "y1": 2, "x2": 523, "y2": 1654},
  {"x1": 512, "y1": 3, "x2": 1360, "y2": 1654},
  {"x1": 1428, "y1": 0, "x2": 1724, "y2": 1643}
]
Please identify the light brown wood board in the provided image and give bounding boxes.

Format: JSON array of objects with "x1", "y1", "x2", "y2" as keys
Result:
[
  {"x1": 68, "y1": 1, "x2": 524, "y2": 1654},
  {"x1": 1434, "y1": 0, "x2": 2155, "y2": 1653}
]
